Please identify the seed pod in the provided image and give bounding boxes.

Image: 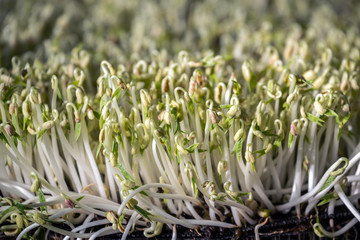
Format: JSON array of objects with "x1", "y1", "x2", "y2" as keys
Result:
[
  {"x1": 241, "y1": 61, "x2": 252, "y2": 82},
  {"x1": 121, "y1": 179, "x2": 135, "y2": 190},
  {"x1": 21, "y1": 69, "x2": 28, "y2": 78},
  {"x1": 234, "y1": 129, "x2": 244, "y2": 142},
  {"x1": 210, "y1": 111, "x2": 220, "y2": 124},
  {"x1": 314, "y1": 101, "x2": 326, "y2": 115},
  {"x1": 140, "y1": 90, "x2": 151, "y2": 107},
  {"x1": 290, "y1": 123, "x2": 297, "y2": 136},
  {"x1": 257, "y1": 209, "x2": 270, "y2": 218},
  {"x1": 4, "y1": 123, "x2": 15, "y2": 137},
  {"x1": 126, "y1": 198, "x2": 138, "y2": 210},
  {"x1": 75, "y1": 88, "x2": 84, "y2": 104},
  {"x1": 33, "y1": 213, "x2": 46, "y2": 225},
  {"x1": 188, "y1": 78, "x2": 196, "y2": 95},
  {"x1": 217, "y1": 160, "x2": 228, "y2": 175},
  {"x1": 30, "y1": 179, "x2": 41, "y2": 192},
  {"x1": 41, "y1": 120, "x2": 55, "y2": 130},
  {"x1": 9, "y1": 102, "x2": 18, "y2": 116},
  {"x1": 109, "y1": 152, "x2": 117, "y2": 167},
  {"x1": 245, "y1": 199, "x2": 258, "y2": 211},
  {"x1": 87, "y1": 108, "x2": 94, "y2": 120},
  {"x1": 22, "y1": 101, "x2": 30, "y2": 119},
  {"x1": 227, "y1": 105, "x2": 241, "y2": 118},
  {"x1": 106, "y1": 211, "x2": 118, "y2": 224},
  {"x1": 245, "y1": 150, "x2": 255, "y2": 163},
  {"x1": 65, "y1": 199, "x2": 75, "y2": 208}
]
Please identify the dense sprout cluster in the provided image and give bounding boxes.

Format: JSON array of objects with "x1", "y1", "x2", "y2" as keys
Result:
[{"x1": 1, "y1": 0, "x2": 360, "y2": 239}]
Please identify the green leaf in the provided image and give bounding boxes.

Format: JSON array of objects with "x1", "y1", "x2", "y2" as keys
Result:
[
  {"x1": 37, "y1": 129, "x2": 47, "y2": 139},
  {"x1": 337, "y1": 128, "x2": 342, "y2": 141},
  {"x1": 174, "y1": 118, "x2": 185, "y2": 134},
  {"x1": 251, "y1": 162, "x2": 256, "y2": 172},
  {"x1": 23, "y1": 117, "x2": 29, "y2": 131},
  {"x1": 93, "y1": 111, "x2": 101, "y2": 120},
  {"x1": 306, "y1": 112, "x2": 325, "y2": 126},
  {"x1": 112, "y1": 139, "x2": 119, "y2": 159},
  {"x1": 191, "y1": 177, "x2": 198, "y2": 198},
  {"x1": 324, "y1": 109, "x2": 338, "y2": 118},
  {"x1": 14, "y1": 201, "x2": 33, "y2": 215},
  {"x1": 70, "y1": 80, "x2": 80, "y2": 86},
  {"x1": 220, "y1": 104, "x2": 232, "y2": 109},
  {"x1": 188, "y1": 100, "x2": 194, "y2": 114},
  {"x1": 75, "y1": 122, "x2": 81, "y2": 141},
  {"x1": 185, "y1": 143, "x2": 200, "y2": 153},
  {"x1": 112, "y1": 87, "x2": 122, "y2": 101},
  {"x1": 339, "y1": 113, "x2": 351, "y2": 128},
  {"x1": 3, "y1": 86, "x2": 17, "y2": 101},
  {"x1": 249, "y1": 75, "x2": 257, "y2": 93},
  {"x1": 0, "y1": 206, "x2": 16, "y2": 218},
  {"x1": 96, "y1": 143, "x2": 103, "y2": 158},
  {"x1": 295, "y1": 74, "x2": 313, "y2": 87},
  {"x1": 76, "y1": 195, "x2": 85, "y2": 202},
  {"x1": 132, "y1": 186, "x2": 148, "y2": 196},
  {"x1": 274, "y1": 138, "x2": 281, "y2": 148},
  {"x1": 254, "y1": 148, "x2": 266, "y2": 158},
  {"x1": 232, "y1": 139, "x2": 243, "y2": 161},
  {"x1": 100, "y1": 95, "x2": 107, "y2": 111},
  {"x1": 177, "y1": 152, "x2": 181, "y2": 164},
  {"x1": 133, "y1": 205, "x2": 153, "y2": 222},
  {"x1": 38, "y1": 189, "x2": 47, "y2": 213},
  {"x1": 233, "y1": 196, "x2": 244, "y2": 205},
  {"x1": 161, "y1": 137, "x2": 174, "y2": 160},
  {"x1": 305, "y1": 134, "x2": 310, "y2": 144},
  {"x1": 117, "y1": 163, "x2": 135, "y2": 182},
  {"x1": 319, "y1": 175, "x2": 336, "y2": 193},
  {"x1": 288, "y1": 133, "x2": 294, "y2": 149},
  {"x1": 57, "y1": 89, "x2": 63, "y2": 101},
  {"x1": 99, "y1": 116, "x2": 105, "y2": 129},
  {"x1": 317, "y1": 192, "x2": 337, "y2": 206},
  {"x1": 11, "y1": 115, "x2": 20, "y2": 134},
  {"x1": 261, "y1": 129, "x2": 277, "y2": 137},
  {"x1": 283, "y1": 102, "x2": 290, "y2": 111},
  {"x1": 232, "y1": 79, "x2": 242, "y2": 96}
]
